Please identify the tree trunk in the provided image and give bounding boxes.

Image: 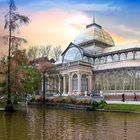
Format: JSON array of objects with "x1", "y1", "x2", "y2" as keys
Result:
[
  {"x1": 5, "y1": 4, "x2": 15, "y2": 112},
  {"x1": 42, "y1": 72, "x2": 46, "y2": 106}
]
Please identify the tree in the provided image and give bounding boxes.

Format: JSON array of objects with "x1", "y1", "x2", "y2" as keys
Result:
[
  {"x1": 4, "y1": 0, "x2": 30, "y2": 111},
  {"x1": 38, "y1": 62, "x2": 55, "y2": 104},
  {"x1": 23, "y1": 66, "x2": 42, "y2": 95},
  {"x1": 39, "y1": 45, "x2": 51, "y2": 58},
  {"x1": 10, "y1": 50, "x2": 29, "y2": 95},
  {"x1": 27, "y1": 46, "x2": 39, "y2": 61},
  {"x1": 52, "y1": 46, "x2": 62, "y2": 61},
  {"x1": 27, "y1": 45, "x2": 52, "y2": 60}
]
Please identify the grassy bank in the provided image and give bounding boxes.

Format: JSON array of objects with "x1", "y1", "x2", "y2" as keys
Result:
[{"x1": 99, "y1": 103, "x2": 140, "y2": 112}]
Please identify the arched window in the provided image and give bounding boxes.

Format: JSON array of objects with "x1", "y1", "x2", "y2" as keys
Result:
[
  {"x1": 83, "y1": 56, "x2": 89, "y2": 62},
  {"x1": 113, "y1": 54, "x2": 119, "y2": 62},
  {"x1": 95, "y1": 58, "x2": 100, "y2": 65},
  {"x1": 89, "y1": 58, "x2": 93, "y2": 64},
  {"x1": 63, "y1": 47, "x2": 82, "y2": 64},
  {"x1": 127, "y1": 52, "x2": 133, "y2": 60},
  {"x1": 107, "y1": 55, "x2": 112, "y2": 63},
  {"x1": 100, "y1": 57, "x2": 106, "y2": 64},
  {"x1": 81, "y1": 74, "x2": 88, "y2": 92},
  {"x1": 72, "y1": 74, "x2": 78, "y2": 92},
  {"x1": 135, "y1": 51, "x2": 140, "y2": 59},
  {"x1": 120, "y1": 53, "x2": 126, "y2": 61}
]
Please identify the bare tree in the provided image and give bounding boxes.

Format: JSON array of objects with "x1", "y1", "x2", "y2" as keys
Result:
[
  {"x1": 39, "y1": 45, "x2": 51, "y2": 58},
  {"x1": 52, "y1": 46, "x2": 62, "y2": 61},
  {"x1": 27, "y1": 46, "x2": 39, "y2": 61},
  {"x1": 4, "y1": 0, "x2": 30, "y2": 111}
]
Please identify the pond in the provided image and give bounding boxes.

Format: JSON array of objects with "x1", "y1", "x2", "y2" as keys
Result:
[{"x1": 0, "y1": 107, "x2": 140, "y2": 140}]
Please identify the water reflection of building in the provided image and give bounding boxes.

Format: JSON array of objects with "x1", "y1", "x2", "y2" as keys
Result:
[{"x1": 47, "y1": 19, "x2": 140, "y2": 100}]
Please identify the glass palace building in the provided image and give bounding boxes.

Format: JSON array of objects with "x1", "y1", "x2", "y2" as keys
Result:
[{"x1": 48, "y1": 20, "x2": 140, "y2": 99}]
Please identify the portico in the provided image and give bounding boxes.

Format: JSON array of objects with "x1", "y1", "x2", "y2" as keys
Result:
[{"x1": 61, "y1": 61, "x2": 93, "y2": 95}]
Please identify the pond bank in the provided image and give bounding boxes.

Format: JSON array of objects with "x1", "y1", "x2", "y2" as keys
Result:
[
  {"x1": 28, "y1": 102, "x2": 92, "y2": 110},
  {"x1": 28, "y1": 101, "x2": 140, "y2": 114}
]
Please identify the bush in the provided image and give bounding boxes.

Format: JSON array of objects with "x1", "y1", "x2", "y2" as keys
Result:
[
  {"x1": 92, "y1": 100, "x2": 107, "y2": 110},
  {"x1": 31, "y1": 95, "x2": 93, "y2": 106},
  {"x1": 92, "y1": 101, "x2": 99, "y2": 110},
  {"x1": 76, "y1": 99, "x2": 92, "y2": 105},
  {"x1": 98, "y1": 100, "x2": 107, "y2": 108}
]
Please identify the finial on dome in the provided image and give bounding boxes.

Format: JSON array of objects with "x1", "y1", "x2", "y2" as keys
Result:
[{"x1": 86, "y1": 17, "x2": 102, "y2": 29}]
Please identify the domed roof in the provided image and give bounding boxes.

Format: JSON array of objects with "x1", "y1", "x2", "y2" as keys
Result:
[{"x1": 74, "y1": 21, "x2": 115, "y2": 47}]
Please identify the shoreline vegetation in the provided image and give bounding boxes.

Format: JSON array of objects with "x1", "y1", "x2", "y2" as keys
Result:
[
  {"x1": 29, "y1": 96, "x2": 140, "y2": 113},
  {"x1": 1, "y1": 95, "x2": 140, "y2": 113}
]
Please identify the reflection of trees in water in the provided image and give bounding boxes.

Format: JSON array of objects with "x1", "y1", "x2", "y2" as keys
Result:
[
  {"x1": 41, "y1": 109, "x2": 46, "y2": 140},
  {"x1": 0, "y1": 111, "x2": 30, "y2": 140},
  {"x1": 2, "y1": 107, "x2": 140, "y2": 140},
  {"x1": 21, "y1": 108, "x2": 140, "y2": 140},
  {"x1": 26, "y1": 109, "x2": 108, "y2": 140}
]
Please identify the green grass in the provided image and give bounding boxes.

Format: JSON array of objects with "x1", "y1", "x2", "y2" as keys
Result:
[{"x1": 101, "y1": 104, "x2": 140, "y2": 112}]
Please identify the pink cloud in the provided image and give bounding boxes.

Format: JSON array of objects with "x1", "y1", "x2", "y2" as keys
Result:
[{"x1": 19, "y1": 9, "x2": 90, "y2": 50}]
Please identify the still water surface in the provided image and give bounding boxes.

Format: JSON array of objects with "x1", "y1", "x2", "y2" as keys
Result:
[{"x1": 0, "y1": 107, "x2": 140, "y2": 140}]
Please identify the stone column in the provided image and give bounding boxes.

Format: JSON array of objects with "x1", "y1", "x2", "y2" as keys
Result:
[
  {"x1": 89, "y1": 73, "x2": 93, "y2": 93},
  {"x1": 58, "y1": 76, "x2": 61, "y2": 94},
  {"x1": 78, "y1": 73, "x2": 81, "y2": 95},
  {"x1": 68, "y1": 73, "x2": 72, "y2": 95},
  {"x1": 63, "y1": 75, "x2": 66, "y2": 94}
]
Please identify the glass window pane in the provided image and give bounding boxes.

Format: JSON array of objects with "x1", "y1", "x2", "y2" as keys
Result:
[
  {"x1": 113, "y1": 54, "x2": 119, "y2": 62},
  {"x1": 83, "y1": 56, "x2": 89, "y2": 62},
  {"x1": 81, "y1": 74, "x2": 88, "y2": 91},
  {"x1": 127, "y1": 52, "x2": 133, "y2": 60},
  {"x1": 72, "y1": 74, "x2": 78, "y2": 92},
  {"x1": 135, "y1": 51, "x2": 140, "y2": 59},
  {"x1": 100, "y1": 57, "x2": 106, "y2": 64},
  {"x1": 95, "y1": 58, "x2": 100, "y2": 65},
  {"x1": 63, "y1": 47, "x2": 82, "y2": 64},
  {"x1": 120, "y1": 53, "x2": 126, "y2": 61},
  {"x1": 107, "y1": 55, "x2": 112, "y2": 63}
]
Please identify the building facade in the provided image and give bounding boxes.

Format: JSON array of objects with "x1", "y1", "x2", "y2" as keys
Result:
[{"x1": 47, "y1": 20, "x2": 140, "y2": 100}]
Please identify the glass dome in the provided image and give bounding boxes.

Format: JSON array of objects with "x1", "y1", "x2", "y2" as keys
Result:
[
  {"x1": 62, "y1": 47, "x2": 83, "y2": 64},
  {"x1": 74, "y1": 22, "x2": 114, "y2": 47}
]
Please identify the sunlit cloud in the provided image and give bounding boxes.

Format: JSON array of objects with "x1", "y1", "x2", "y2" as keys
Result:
[
  {"x1": 0, "y1": 0, "x2": 140, "y2": 57},
  {"x1": 108, "y1": 32, "x2": 127, "y2": 45},
  {"x1": 19, "y1": 9, "x2": 90, "y2": 50}
]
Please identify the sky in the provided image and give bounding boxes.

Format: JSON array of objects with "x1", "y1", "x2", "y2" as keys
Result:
[{"x1": 1, "y1": 0, "x2": 140, "y2": 56}]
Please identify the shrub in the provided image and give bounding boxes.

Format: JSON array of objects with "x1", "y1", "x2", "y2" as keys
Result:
[
  {"x1": 31, "y1": 95, "x2": 93, "y2": 106},
  {"x1": 76, "y1": 99, "x2": 92, "y2": 105},
  {"x1": 92, "y1": 100, "x2": 107, "y2": 110},
  {"x1": 98, "y1": 100, "x2": 107, "y2": 108},
  {"x1": 92, "y1": 101, "x2": 100, "y2": 110}
]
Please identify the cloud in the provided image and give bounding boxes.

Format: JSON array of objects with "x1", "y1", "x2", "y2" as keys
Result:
[
  {"x1": 1, "y1": 0, "x2": 140, "y2": 54},
  {"x1": 108, "y1": 31, "x2": 127, "y2": 45},
  {"x1": 19, "y1": 9, "x2": 90, "y2": 50},
  {"x1": 117, "y1": 25, "x2": 140, "y2": 36}
]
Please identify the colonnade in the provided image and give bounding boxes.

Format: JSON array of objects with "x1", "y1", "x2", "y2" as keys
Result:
[{"x1": 63, "y1": 72, "x2": 93, "y2": 95}]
